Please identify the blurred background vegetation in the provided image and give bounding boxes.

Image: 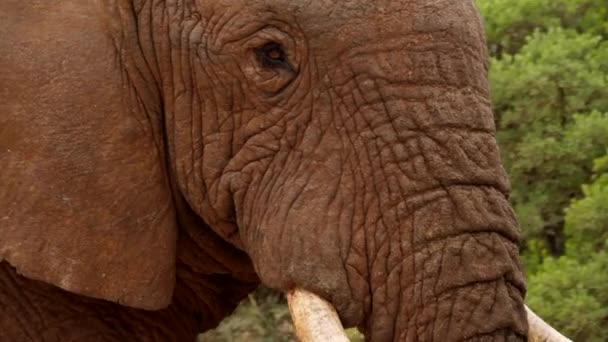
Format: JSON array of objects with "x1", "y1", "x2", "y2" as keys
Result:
[{"x1": 201, "y1": 0, "x2": 608, "y2": 340}]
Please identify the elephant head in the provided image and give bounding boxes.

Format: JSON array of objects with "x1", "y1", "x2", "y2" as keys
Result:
[{"x1": 0, "y1": 0, "x2": 567, "y2": 340}]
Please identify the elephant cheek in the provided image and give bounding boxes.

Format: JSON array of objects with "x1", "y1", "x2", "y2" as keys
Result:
[{"x1": 236, "y1": 160, "x2": 367, "y2": 328}]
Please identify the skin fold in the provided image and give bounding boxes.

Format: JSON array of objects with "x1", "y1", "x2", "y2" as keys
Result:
[{"x1": 0, "y1": 0, "x2": 528, "y2": 341}]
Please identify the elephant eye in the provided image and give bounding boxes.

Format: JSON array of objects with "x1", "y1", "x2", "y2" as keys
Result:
[{"x1": 256, "y1": 42, "x2": 291, "y2": 70}]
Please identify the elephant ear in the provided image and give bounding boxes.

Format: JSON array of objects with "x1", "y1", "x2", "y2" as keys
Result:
[{"x1": 0, "y1": 2, "x2": 176, "y2": 310}]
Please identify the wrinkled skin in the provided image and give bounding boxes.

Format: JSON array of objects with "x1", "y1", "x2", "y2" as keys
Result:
[{"x1": 0, "y1": 0, "x2": 528, "y2": 341}]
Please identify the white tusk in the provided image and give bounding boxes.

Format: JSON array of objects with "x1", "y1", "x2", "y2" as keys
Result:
[
  {"x1": 526, "y1": 305, "x2": 572, "y2": 342},
  {"x1": 287, "y1": 288, "x2": 350, "y2": 342}
]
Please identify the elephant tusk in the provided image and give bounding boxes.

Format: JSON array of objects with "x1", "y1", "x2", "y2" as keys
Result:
[
  {"x1": 526, "y1": 305, "x2": 572, "y2": 342},
  {"x1": 286, "y1": 288, "x2": 350, "y2": 342}
]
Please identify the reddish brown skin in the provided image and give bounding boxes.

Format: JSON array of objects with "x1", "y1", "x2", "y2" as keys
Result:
[{"x1": 0, "y1": 0, "x2": 528, "y2": 341}]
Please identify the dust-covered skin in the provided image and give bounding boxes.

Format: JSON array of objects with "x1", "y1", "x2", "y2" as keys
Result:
[{"x1": 0, "y1": 0, "x2": 527, "y2": 341}]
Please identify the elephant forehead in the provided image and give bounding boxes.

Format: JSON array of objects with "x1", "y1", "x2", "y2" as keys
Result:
[
  {"x1": 199, "y1": 0, "x2": 485, "y2": 71},
  {"x1": 200, "y1": 0, "x2": 481, "y2": 37}
]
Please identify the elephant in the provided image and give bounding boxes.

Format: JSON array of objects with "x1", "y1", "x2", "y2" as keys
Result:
[{"x1": 0, "y1": 0, "x2": 569, "y2": 341}]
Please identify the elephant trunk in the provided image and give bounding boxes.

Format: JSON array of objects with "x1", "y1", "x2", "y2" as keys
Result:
[{"x1": 365, "y1": 225, "x2": 528, "y2": 341}]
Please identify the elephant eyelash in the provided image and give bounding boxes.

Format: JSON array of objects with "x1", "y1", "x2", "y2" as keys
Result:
[{"x1": 255, "y1": 42, "x2": 293, "y2": 71}]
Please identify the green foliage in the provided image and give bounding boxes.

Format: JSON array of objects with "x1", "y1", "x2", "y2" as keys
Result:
[
  {"x1": 565, "y1": 157, "x2": 608, "y2": 256},
  {"x1": 198, "y1": 288, "x2": 295, "y2": 342},
  {"x1": 527, "y1": 253, "x2": 608, "y2": 341},
  {"x1": 484, "y1": 2, "x2": 608, "y2": 257},
  {"x1": 477, "y1": 0, "x2": 608, "y2": 340},
  {"x1": 477, "y1": 0, "x2": 608, "y2": 54},
  {"x1": 528, "y1": 153, "x2": 608, "y2": 340}
]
